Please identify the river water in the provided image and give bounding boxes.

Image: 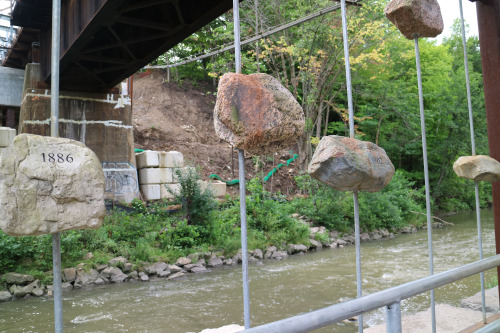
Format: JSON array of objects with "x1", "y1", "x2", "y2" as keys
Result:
[{"x1": 0, "y1": 209, "x2": 497, "y2": 333}]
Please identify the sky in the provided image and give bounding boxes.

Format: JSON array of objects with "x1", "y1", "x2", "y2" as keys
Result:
[{"x1": 437, "y1": 0, "x2": 479, "y2": 42}]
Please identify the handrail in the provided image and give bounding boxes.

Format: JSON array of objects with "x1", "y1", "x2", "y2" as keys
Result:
[{"x1": 242, "y1": 254, "x2": 500, "y2": 333}]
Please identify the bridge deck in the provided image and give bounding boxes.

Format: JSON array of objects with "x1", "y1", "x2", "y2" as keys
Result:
[{"x1": 5, "y1": 0, "x2": 235, "y2": 92}]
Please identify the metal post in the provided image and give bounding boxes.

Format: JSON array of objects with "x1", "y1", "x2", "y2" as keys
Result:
[
  {"x1": 414, "y1": 36, "x2": 436, "y2": 333},
  {"x1": 51, "y1": 0, "x2": 63, "y2": 332},
  {"x1": 459, "y1": 0, "x2": 486, "y2": 324},
  {"x1": 233, "y1": 0, "x2": 251, "y2": 329},
  {"x1": 386, "y1": 302, "x2": 402, "y2": 333},
  {"x1": 340, "y1": 1, "x2": 362, "y2": 331},
  {"x1": 255, "y1": 0, "x2": 260, "y2": 73}
]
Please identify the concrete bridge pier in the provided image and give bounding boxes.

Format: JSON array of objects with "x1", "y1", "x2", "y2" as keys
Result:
[{"x1": 18, "y1": 64, "x2": 140, "y2": 203}]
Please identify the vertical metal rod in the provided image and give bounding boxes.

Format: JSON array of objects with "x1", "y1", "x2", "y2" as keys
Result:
[
  {"x1": 51, "y1": 0, "x2": 63, "y2": 332},
  {"x1": 341, "y1": 1, "x2": 362, "y2": 331},
  {"x1": 233, "y1": 0, "x2": 250, "y2": 329},
  {"x1": 239, "y1": 149, "x2": 251, "y2": 329},
  {"x1": 386, "y1": 302, "x2": 402, "y2": 333},
  {"x1": 255, "y1": 0, "x2": 260, "y2": 73},
  {"x1": 459, "y1": 0, "x2": 486, "y2": 324},
  {"x1": 414, "y1": 36, "x2": 436, "y2": 333},
  {"x1": 233, "y1": 0, "x2": 242, "y2": 74}
]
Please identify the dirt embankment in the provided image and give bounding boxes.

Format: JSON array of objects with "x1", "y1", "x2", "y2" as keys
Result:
[{"x1": 132, "y1": 69, "x2": 300, "y2": 196}]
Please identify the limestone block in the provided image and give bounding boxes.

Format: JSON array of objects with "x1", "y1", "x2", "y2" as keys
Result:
[
  {"x1": 453, "y1": 155, "x2": 500, "y2": 182},
  {"x1": 139, "y1": 168, "x2": 161, "y2": 185},
  {"x1": 159, "y1": 151, "x2": 184, "y2": 168},
  {"x1": 159, "y1": 168, "x2": 174, "y2": 183},
  {"x1": 208, "y1": 181, "x2": 226, "y2": 197},
  {"x1": 214, "y1": 73, "x2": 305, "y2": 154},
  {"x1": 136, "y1": 150, "x2": 159, "y2": 169},
  {"x1": 161, "y1": 183, "x2": 181, "y2": 199},
  {"x1": 140, "y1": 184, "x2": 161, "y2": 201},
  {"x1": 0, "y1": 127, "x2": 16, "y2": 147},
  {"x1": 308, "y1": 135, "x2": 395, "y2": 192},
  {"x1": 0, "y1": 134, "x2": 106, "y2": 236},
  {"x1": 385, "y1": 0, "x2": 444, "y2": 39}
]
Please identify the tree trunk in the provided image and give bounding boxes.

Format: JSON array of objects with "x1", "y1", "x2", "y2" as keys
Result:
[
  {"x1": 323, "y1": 104, "x2": 331, "y2": 137},
  {"x1": 316, "y1": 101, "x2": 324, "y2": 139}
]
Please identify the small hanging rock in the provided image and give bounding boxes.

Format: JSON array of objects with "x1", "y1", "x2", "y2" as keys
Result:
[
  {"x1": 453, "y1": 155, "x2": 500, "y2": 182},
  {"x1": 308, "y1": 136, "x2": 395, "y2": 192},
  {"x1": 385, "y1": 0, "x2": 444, "y2": 39},
  {"x1": 213, "y1": 73, "x2": 305, "y2": 154}
]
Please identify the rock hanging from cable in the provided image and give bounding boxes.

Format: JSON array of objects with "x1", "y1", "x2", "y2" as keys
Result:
[
  {"x1": 453, "y1": 155, "x2": 500, "y2": 182},
  {"x1": 214, "y1": 73, "x2": 305, "y2": 154},
  {"x1": 384, "y1": 0, "x2": 444, "y2": 39},
  {"x1": 0, "y1": 134, "x2": 106, "y2": 236},
  {"x1": 308, "y1": 135, "x2": 395, "y2": 192}
]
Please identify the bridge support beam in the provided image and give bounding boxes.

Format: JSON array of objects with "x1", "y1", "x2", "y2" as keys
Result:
[
  {"x1": 19, "y1": 64, "x2": 139, "y2": 203},
  {"x1": 476, "y1": 0, "x2": 500, "y2": 306}
]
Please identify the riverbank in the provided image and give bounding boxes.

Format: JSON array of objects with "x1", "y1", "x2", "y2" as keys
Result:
[{"x1": 0, "y1": 220, "x2": 449, "y2": 303}]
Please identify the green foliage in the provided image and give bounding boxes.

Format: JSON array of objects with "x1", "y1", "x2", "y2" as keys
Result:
[{"x1": 166, "y1": 167, "x2": 217, "y2": 232}]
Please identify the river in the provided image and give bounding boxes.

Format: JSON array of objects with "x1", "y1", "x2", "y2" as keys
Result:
[{"x1": 0, "y1": 209, "x2": 496, "y2": 333}]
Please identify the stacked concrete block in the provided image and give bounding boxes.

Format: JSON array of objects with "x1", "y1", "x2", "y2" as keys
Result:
[
  {"x1": 136, "y1": 150, "x2": 186, "y2": 201},
  {"x1": 0, "y1": 127, "x2": 16, "y2": 152},
  {"x1": 136, "y1": 150, "x2": 227, "y2": 201}
]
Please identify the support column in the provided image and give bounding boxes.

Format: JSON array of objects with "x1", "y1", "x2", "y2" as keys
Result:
[
  {"x1": 476, "y1": 0, "x2": 500, "y2": 305},
  {"x1": 6, "y1": 108, "x2": 15, "y2": 128}
]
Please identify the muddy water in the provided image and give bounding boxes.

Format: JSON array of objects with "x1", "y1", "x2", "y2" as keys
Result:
[{"x1": 0, "y1": 209, "x2": 496, "y2": 333}]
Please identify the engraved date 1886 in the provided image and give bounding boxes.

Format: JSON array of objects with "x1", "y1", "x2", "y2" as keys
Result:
[{"x1": 41, "y1": 153, "x2": 73, "y2": 163}]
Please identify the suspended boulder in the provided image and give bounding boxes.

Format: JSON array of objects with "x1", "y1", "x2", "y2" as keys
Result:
[
  {"x1": 453, "y1": 155, "x2": 500, "y2": 182},
  {"x1": 214, "y1": 73, "x2": 305, "y2": 154},
  {"x1": 308, "y1": 136, "x2": 395, "y2": 192},
  {"x1": 0, "y1": 134, "x2": 106, "y2": 236},
  {"x1": 385, "y1": 0, "x2": 444, "y2": 39}
]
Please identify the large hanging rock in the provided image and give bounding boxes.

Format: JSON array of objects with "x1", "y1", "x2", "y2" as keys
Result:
[
  {"x1": 385, "y1": 0, "x2": 444, "y2": 39},
  {"x1": 308, "y1": 136, "x2": 395, "y2": 192},
  {"x1": 453, "y1": 155, "x2": 500, "y2": 182},
  {"x1": 0, "y1": 134, "x2": 105, "y2": 236},
  {"x1": 214, "y1": 73, "x2": 305, "y2": 154}
]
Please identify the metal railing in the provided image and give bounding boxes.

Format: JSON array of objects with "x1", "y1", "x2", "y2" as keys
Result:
[{"x1": 241, "y1": 254, "x2": 500, "y2": 332}]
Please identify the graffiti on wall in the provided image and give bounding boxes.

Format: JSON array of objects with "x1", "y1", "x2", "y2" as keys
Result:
[{"x1": 102, "y1": 162, "x2": 139, "y2": 202}]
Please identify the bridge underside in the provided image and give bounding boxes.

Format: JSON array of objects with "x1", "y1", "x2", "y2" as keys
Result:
[{"x1": 7, "y1": 0, "x2": 235, "y2": 92}]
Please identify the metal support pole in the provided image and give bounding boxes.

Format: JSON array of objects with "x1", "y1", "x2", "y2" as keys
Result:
[
  {"x1": 233, "y1": 0, "x2": 251, "y2": 329},
  {"x1": 386, "y1": 302, "x2": 402, "y2": 333},
  {"x1": 51, "y1": 0, "x2": 63, "y2": 332},
  {"x1": 414, "y1": 36, "x2": 436, "y2": 333},
  {"x1": 340, "y1": 1, "x2": 362, "y2": 331},
  {"x1": 459, "y1": 0, "x2": 486, "y2": 324}
]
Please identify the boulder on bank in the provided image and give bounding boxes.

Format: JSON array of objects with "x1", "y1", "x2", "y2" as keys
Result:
[
  {"x1": 0, "y1": 134, "x2": 106, "y2": 236},
  {"x1": 1, "y1": 272, "x2": 35, "y2": 285},
  {"x1": 385, "y1": 0, "x2": 444, "y2": 39},
  {"x1": 453, "y1": 155, "x2": 500, "y2": 182},
  {"x1": 308, "y1": 136, "x2": 394, "y2": 192},
  {"x1": 214, "y1": 73, "x2": 305, "y2": 154}
]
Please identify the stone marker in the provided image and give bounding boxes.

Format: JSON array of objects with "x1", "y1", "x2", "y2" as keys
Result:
[
  {"x1": 214, "y1": 73, "x2": 305, "y2": 154},
  {"x1": 453, "y1": 155, "x2": 500, "y2": 182},
  {"x1": 0, "y1": 134, "x2": 106, "y2": 236},
  {"x1": 308, "y1": 135, "x2": 395, "y2": 192},
  {"x1": 385, "y1": 0, "x2": 444, "y2": 39}
]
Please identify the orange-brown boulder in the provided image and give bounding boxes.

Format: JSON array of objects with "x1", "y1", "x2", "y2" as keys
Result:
[
  {"x1": 385, "y1": 0, "x2": 444, "y2": 39},
  {"x1": 214, "y1": 73, "x2": 304, "y2": 154}
]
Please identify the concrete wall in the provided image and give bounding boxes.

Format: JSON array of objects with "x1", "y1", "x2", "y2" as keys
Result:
[
  {"x1": 0, "y1": 67, "x2": 24, "y2": 107},
  {"x1": 18, "y1": 88, "x2": 139, "y2": 203}
]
